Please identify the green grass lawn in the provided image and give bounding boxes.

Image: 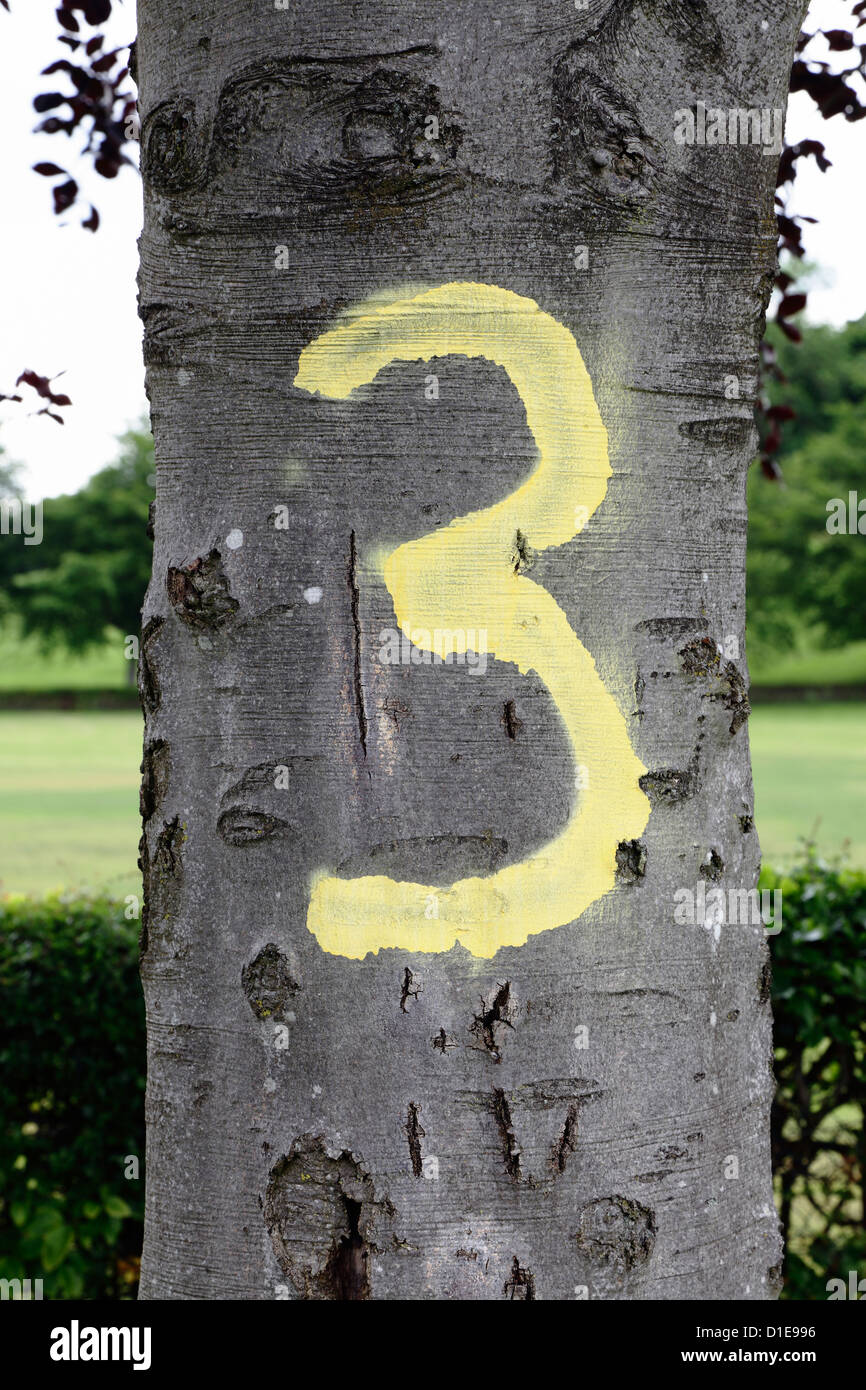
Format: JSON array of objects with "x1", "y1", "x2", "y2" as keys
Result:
[
  {"x1": 749, "y1": 703, "x2": 866, "y2": 869},
  {"x1": 0, "y1": 702, "x2": 863, "y2": 899},
  {"x1": 0, "y1": 621, "x2": 130, "y2": 691},
  {"x1": 0, "y1": 712, "x2": 142, "y2": 899},
  {"x1": 751, "y1": 639, "x2": 866, "y2": 688}
]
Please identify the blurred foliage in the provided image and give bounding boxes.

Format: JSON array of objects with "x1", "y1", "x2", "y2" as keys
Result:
[
  {"x1": 0, "y1": 894, "x2": 144, "y2": 1299},
  {"x1": 749, "y1": 315, "x2": 866, "y2": 652},
  {"x1": 0, "y1": 443, "x2": 22, "y2": 495},
  {"x1": 765, "y1": 853, "x2": 866, "y2": 1299},
  {"x1": 0, "y1": 425, "x2": 153, "y2": 655}
]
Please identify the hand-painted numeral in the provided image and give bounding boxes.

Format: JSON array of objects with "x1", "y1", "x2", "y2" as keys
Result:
[{"x1": 295, "y1": 282, "x2": 650, "y2": 958}]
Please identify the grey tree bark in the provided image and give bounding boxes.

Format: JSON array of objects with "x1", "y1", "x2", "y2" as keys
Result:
[{"x1": 136, "y1": 0, "x2": 806, "y2": 1300}]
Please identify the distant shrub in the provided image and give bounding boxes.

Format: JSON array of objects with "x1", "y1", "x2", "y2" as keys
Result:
[
  {"x1": 0, "y1": 894, "x2": 144, "y2": 1299},
  {"x1": 764, "y1": 854, "x2": 866, "y2": 1299}
]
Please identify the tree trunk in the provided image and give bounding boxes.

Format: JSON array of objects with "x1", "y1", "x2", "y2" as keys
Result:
[{"x1": 136, "y1": 0, "x2": 805, "y2": 1299}]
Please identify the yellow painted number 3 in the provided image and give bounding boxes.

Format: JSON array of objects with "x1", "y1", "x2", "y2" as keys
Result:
[{"x1": 295, "y1": 283, "x2": 650, "y2": 959}]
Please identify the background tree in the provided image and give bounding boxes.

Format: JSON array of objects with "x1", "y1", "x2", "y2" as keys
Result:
[
  {"x1": 0, "y1": 425, "x2": 153, "y2": 662},
  {"x1": 748, "y1": 314, "x2": 866, "y2": 649},
  {"x1": 0, "y1": 446, "x2": 22, "y2": 497}
]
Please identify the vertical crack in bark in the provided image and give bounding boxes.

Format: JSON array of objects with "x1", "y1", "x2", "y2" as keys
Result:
[
  {"x1": 492, "y1": 1088, "x2": 521, "y2": 1181},
  {"x1": 348, "y1": 529, "x2": 367, "y2": 758},
  {"x1": 137, "y1": 833, "x2": 150, "y2": 958},
  {"x1": 139, "y1": 816, "x2": 185, "y2": 969},
  {"x1": 405, "y1": 1102, "x2": 425, "y2": 1177},
  {"x1": 758, "y1": 955, "x2": 772, "y2": 1004},
  {"x1": 400, "y1": 966, "x2": 420, "y2": 1013},
  {"x1": 470, "y1": 982, "x2": 514, "y2": 1062},
  {"x1": 501, "y1": 699, "x2": 523, "y2": 739},
  {"x1": 511, "y1": 528, "x2": 536, "y2": 574},
  {"x1": 140, "y1": 738, "x2": 170, "y2": 823},
  {"x1": 138, "y1": 615, "x2": 164, "y2": 715},
  {"x1": 324, "y1": 1196, "x2": 370, "y2": 1300},
  {"x1": 504, "y1": 1255, "x2": 535, "y2": 1300},
  {"x1": 552, "y1": 1103, "x2": 580, "y2": 1175}
]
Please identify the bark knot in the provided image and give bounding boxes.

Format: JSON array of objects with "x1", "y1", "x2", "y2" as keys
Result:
[
  {"x1": 242, "y1": 943, "x2": 301, "y2": 1022},
  {"x1": 265, "y1": 1137, "x2": 395, "y2": 1301},
  {"x1": 167, "y1": 549, "x2": 239, "y2": 630}
]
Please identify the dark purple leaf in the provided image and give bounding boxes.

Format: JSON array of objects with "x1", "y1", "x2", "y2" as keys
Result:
[
  {"x1": 776, "y1": 213, "x2": 806, "y2": 258},
  {"x1": 779, "y1": 293, "x2": 807, "y2": 317},
  {"x1": 68, "y1": 66, "x2": 96, "y2": 93},
  {"x1": 52, "y1": 178, "x2": 79, "y2": 214},
  {"x1": 33, "y1": 162, "x2": 66, "y2": 177},
  {"x1": 36, "y1": 116, "x2": 72, "y2": 134},
  {"x1": 16, "y1": 370, "x2": 53, "y2": 397},
  {"x1": 790, "y1": 63, "x2": 866, "y2": 119},
  {"x1": 824, "y1": 29, "x2": 854, "y2": 51},
  {"x1": 9, "y1": 372, "x2": 72, "y2": 419},
  {"x1": 81, "y1": 204, "x2": 100, "y2": 231},
  {"x1": 764, "y1": 426, "x2": 781, "y2": 455},
  {"x1": 33, "y1": 92, "x2": 67, "y2": 113},
  {"x1": 760, "y1": 456, "x2": 783, "y2": 482},
  {"x1": 803, "y1": 140, "x2": 831, "y2": 172},
  {"x1": 82, "y1": 0, "x2": 112, "y2": 23}
]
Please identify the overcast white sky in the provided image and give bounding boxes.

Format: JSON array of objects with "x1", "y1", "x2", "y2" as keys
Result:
[{"x1": 0, "y1": 0, "x2": 863, "y2": 499}]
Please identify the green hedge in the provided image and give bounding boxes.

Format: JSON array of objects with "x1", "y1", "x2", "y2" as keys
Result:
[
  {"x1": 0, "y1": 895, "x2": 144, "y2": 1299},
  {"x1": 0, "y1": 859, "x2": 862, "y2": 1300},
  {"x1": 764, "y1": 854, "x2": 866, "y2": 1300}
]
